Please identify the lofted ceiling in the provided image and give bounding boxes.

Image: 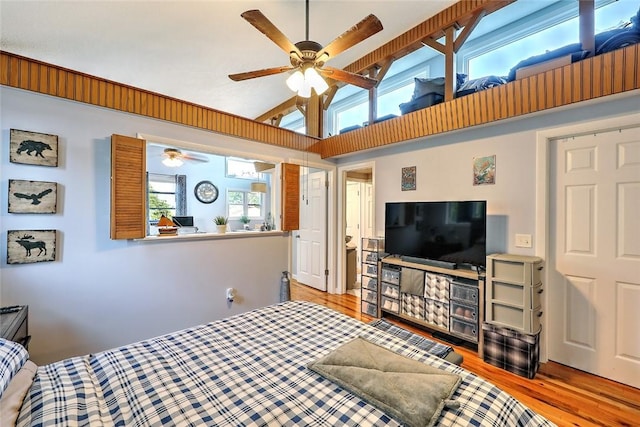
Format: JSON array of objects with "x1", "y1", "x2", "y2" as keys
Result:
[{"x1": 0, "y1": 0, "x2": 459, "y2": 121}]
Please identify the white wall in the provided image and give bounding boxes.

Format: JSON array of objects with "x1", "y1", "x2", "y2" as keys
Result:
[
  {"x1": 336, "y1": 93, "x2": 639, "y2": 259},
  {"x1": 0, "y1": 87, "x2": 323, "y2": 364}
]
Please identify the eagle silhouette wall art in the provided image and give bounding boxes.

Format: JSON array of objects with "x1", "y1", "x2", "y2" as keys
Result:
[{"x1": 8, "y1": 180, "x2": 58, "y2": 213}]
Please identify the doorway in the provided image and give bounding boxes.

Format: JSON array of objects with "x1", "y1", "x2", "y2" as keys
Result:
[{"x1": 343, "y1": 166, "x2": 374, "y2": 295}]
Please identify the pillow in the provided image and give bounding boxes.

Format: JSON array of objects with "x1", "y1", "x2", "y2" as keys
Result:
[
  {"x1": 412, "y1": 74, "x2": 467, "y2": 101},
  {"x1": 0, "y1": 360, "x2": 37, "y2": 425},
  {"x1": 412, "y1": 77, "x2": 445, "y2": 100},
  {"x1": 0, "y1": 338, "x2": 29, "y2": 399}
]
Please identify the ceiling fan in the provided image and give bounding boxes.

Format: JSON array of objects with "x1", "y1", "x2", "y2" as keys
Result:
[
  {"x1": 228, "y1": 0, "x2": 383, "y2": 98},
  {"x1": 161, "y1": 148, "x2": 209, "y2": 167}
]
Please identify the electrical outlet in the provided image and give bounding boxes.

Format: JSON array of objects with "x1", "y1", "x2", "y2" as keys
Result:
[{"x1": 515, "y1": 234, "x2": 532, "y2": 248}]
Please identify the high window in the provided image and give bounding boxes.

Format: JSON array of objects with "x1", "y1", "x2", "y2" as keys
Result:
[
  {"x1": 279, "y1": 0, "x2": 636, "y2": 137},
  {"x1": 459, "y1": 0, "x2": 636, "y2": 79},
  {"x1": 226, "y1": 157, "x2": 264, "y2": 180}
]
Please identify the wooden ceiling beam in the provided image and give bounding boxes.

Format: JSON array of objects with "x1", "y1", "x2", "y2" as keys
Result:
[{"x1": 454, "y1": 9, "x2": 486, "y2": 53}]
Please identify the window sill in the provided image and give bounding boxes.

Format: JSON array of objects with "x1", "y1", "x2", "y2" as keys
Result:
[{"x1": 134, "y1": 230, "x2": 286, "y2": 242}]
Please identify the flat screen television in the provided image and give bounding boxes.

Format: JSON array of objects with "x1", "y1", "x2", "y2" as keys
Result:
[{"x1": 384, "y1": 201, "x2": 487, "y2": 268}]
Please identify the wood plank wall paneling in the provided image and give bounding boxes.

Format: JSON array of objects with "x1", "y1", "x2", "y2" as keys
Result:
[
  {"x1": 2, "y1": 45, "x2": 638, "y2": 161},
  {"x1": 321, "y1": 45, "x2": 640, "y2": 158},
  {"x1": 281, "y1": 163, "x2": 300, "y2": 232},
  {"x1": 0, "y1": 51, "x2": 320, "y2": 154}
]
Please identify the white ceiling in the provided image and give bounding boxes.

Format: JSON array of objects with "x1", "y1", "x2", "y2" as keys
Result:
[{"x1": 0, "y1": 1, "x2": 459, "y2": 120}]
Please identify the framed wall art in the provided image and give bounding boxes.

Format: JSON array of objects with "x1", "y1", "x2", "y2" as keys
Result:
[
  {"x1": 9, "y1": 129, "x2": 59, "y2": 167},
  {"x1": 8, "y1": 180, "x2": 58, "y2": 214},
  {"x1": 7, "y1": 229, "x2": 57, "y2": 264},
  {"x1": 473, "y1": 155, "x2": 496, "y2": 185},
  {"x1": 401, "y1": 166, "x2": 416, "y2": 191}
]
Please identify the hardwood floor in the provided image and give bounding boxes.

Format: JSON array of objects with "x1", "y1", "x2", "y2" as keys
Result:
[{"x1": 291, "y1": 281, "x2": 640, "y2": 427}]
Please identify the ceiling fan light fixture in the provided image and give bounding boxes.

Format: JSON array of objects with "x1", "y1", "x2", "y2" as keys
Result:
[
  {"x1": 297, "y1": 80, "x2": 312, "y2": 98},
  {"x1": 287, "y1": 67, "x2": 328, "y2": 98},
  {"x1": 286, "y1": 70, "x2": 304, "y2": 92},
  {"x1": 305, "y1": 67, "x2": 328, "y2": 95},
  {"x1": 162, "y1": 157, "x2": 184, "y2": 167}
]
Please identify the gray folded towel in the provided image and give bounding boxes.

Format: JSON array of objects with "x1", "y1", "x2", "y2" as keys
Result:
[{"x1": 308, "y1": 337, "x2": 461, "y2": 427}]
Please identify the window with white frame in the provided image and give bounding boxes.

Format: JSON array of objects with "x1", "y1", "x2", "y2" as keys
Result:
[
  {"x1": 148, "y1": 173, "x2": 186, "y2": 222},
  {"x1": 227, "y1": 189, "x2": 264, "y2": 220}
]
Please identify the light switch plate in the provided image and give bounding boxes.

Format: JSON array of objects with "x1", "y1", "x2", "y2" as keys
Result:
[{"x1": 515, "y1": 234, "x2": 532, "y2": 248}]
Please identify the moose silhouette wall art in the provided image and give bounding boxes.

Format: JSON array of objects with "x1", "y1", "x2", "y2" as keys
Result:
[
  {"x1": 10, "y1": 129, "x2": 59, "y2": 167},
  {"x1": 7, "y1": 230, "x2": 56, "y2": 264},
  {"x1": 8, "y1": 180, "x2": 57, "y2": 213}
]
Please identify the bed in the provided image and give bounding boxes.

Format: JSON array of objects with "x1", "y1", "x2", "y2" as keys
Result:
[{"x1": 1, "y1": 301, "x2": 554, "y2": 426}]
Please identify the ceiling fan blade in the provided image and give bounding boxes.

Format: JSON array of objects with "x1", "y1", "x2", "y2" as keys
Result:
[
  {"x1": 318, "y1": 66, "x2": 377, "y2": 90},
  {"x1": 315, "y1": 14, "x2": 383, "y2": 63},
  {"x1": 241, "y1": 10, "x2": 303, "y2": 58},
  {"x1": 182, "y1": 153, "x2": 209, "y2": 163},
  {"x1": 229, "y1": 66, "x2": 295, "y2": 81}
]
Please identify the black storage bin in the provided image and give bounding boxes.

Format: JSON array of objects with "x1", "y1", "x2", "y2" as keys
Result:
[{"x1": 482, "y1": 322, "x2": 540, "y2": 379}]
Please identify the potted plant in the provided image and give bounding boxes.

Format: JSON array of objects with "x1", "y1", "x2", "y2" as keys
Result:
[
  {"x1": 214, "y1": 216, "x2": 228, "y2": 234},
  {"x1": 239, "y1": 215, "x2": 251, "y2": 230}
]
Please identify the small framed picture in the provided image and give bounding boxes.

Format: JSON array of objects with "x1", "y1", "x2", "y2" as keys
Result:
[
  {"x1": 8, "y1": 180, "x2": 57, "y2": 214},
  {"x1": 7, "y1": 230, "x2": 57, "y2": 264},
  {"x1": 473, "y1": 155, "x2": 496, "y2": 185},
  {"x1": 9, "y1": 129, "x2": 59, "y2": 167},
  {"x1": 401, "y1": 166, "x2": 416, "y2": 191}
]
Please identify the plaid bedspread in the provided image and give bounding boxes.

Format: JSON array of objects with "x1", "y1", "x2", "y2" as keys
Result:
[{"x1": 17, "y1": 301, "x2": 555, "y2": 426}]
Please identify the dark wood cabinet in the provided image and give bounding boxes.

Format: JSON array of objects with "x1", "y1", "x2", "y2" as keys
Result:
[{"x1": 0, "y1": 306, "x2": 30, "y2": 349}]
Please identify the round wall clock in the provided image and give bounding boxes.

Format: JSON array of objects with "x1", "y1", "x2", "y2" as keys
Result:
[{"x1": 194, "y1": 180, "x2": 219, "y2": 204}]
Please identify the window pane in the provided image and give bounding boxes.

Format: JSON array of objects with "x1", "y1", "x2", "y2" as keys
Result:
[
  {"x1": 280, "y1": 110, "x2": 305, "y2": 133},
  {"x1": 377, "y1": 84, "x2": 415, "y2": 117},
  {"x1": 228, "y1": 191, "x2": 244, "y2": 204},
  {"x1": 148, "y1": 174, "x2": 177, "y2": 224},
  {"x1": 469, "y1": 17, "x2": 578, "y2": 78},
  {"x1": 247, "y1": 192, "x2": 261, "y2": 204},
  {"x1": 229, "y1": 205, "x2": 244, "y2": 217},
  {"x1": 337, "y1": 101, "x2": 369, "y2": 131},
  {"x1": 247, "y1": 206, "x2": 261, "y2": 217}
]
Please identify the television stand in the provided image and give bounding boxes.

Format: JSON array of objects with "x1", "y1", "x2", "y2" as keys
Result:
[
  {"x1": 378, "y1": 257, "x2": 485, "y2": 355},
  {"x1": 400, "y1": 256, "x2": 457, "y2": 270}
]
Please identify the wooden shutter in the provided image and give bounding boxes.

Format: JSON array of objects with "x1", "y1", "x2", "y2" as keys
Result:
[
  {"x1": 281, "y1": 163, "x2": 300, "y2": 231},
  {"x1": 110, "y1": 134, "x2": 146, "y2": 239}
]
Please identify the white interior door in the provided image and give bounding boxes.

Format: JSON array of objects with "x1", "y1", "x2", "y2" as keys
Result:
[
  {"x1": 296, "y1": 168, "x2": 327, "y2": 291},
  {"x1": 549, "y1": 126, "x2": 640, "y2": 388}
]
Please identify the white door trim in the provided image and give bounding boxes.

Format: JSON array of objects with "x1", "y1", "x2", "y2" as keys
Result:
[
  {"x1": 535, "y1": 112, "x2": 640, "y2": 363},
  {"x1": 285, "y1": 158, "x2": 336, "y2": 295},
  {"x1": 335, "y1": 161, "x2": 376, "y2": 294}
]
